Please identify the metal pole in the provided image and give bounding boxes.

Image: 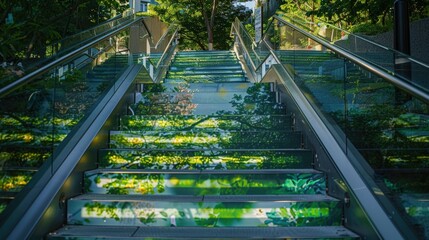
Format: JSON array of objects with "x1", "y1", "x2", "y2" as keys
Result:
[
  {"x1": 393, "y1": 0, "x2": 412, "y2": 104},
  {"x1": 394, "y1": 0, "x2": 411, "y2": 54}
]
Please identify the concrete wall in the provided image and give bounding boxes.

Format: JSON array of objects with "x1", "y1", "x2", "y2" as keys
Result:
[
  {"x1": 364, "y1": 18, "x2": 429, "y2": 64},
  {"x1": 129, "y1": 16, "x2": 169, "y2": 54}
]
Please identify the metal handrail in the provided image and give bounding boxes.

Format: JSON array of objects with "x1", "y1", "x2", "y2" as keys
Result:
[
  {"x1": 272, "y1": 15, "x2": 429, "y2": 104},
  {"x1": 0, "y1": 16, "x2": 144, "y2": 97},
  {"x1": 155, "y1": 28, "x2": 179, "y2": 69},
  {"x1": 42, "y1": 14, "x2": 136, "y2": 58},
  {"x1": 155, "y1": 28, "x2": 179, "y2": 70},
  {"x1": 154, "y1": 24, "x2": 176, "y2": 49}
]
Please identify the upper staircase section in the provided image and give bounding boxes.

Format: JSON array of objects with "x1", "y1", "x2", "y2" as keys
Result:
[{"x1": 165, "y1": 51, "x2": 246, "y2": 83}]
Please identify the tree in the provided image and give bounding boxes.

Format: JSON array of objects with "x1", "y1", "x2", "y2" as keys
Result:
[
  {"x1": 150, "y1": 0, "x2": 252, "y2": 50},
  {"x1": 280, "y1": 0, "x2": 429, "y2": 30},
  {"x1": 0, "y1": 0, "x2": 128, "y2": 63}
]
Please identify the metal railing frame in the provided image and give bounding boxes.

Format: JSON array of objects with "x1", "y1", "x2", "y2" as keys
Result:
[{"x1": 139, "y1": 26, "x2": 179, "y2": 83}]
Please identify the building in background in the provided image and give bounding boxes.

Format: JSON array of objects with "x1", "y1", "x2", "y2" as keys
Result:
[{"x1": 129, "y1": 0, "x2": 157, "y2": 13}]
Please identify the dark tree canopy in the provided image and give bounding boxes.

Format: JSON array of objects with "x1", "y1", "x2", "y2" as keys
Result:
[
  {"x1": 150, "y1": 0, "x2": 252, "y2": 50},
  {"x1": 280, "y1": 0, "x2": 429, "y2": 31},
  {"x1": 0, "y1": 0, "x2": 128, "y2": 62}
]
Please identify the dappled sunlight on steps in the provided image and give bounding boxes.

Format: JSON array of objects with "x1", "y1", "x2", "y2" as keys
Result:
[{"x1": 48, "y1": 50, "x2": 359, "y2": 239}]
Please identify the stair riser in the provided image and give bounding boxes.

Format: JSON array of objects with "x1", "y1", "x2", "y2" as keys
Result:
[
  {"x1": 109, "y1": 131, "x2": 302, "y2": 149},
  {"x1": 142, "y1": 82, "x2": 271, "y2": 93},
  {"x1": 169, "y1": 66, "x2": 243, "y2": 71},
  {"x1": 67, "y1": 200, "x2": 341, "y2": 227},
  {"x1": 98, "y1": 149, "x2": 314, "y2": 170},
  {"x1": 131, "y1": 102, "x2": 285, "y2": 115},
  {"x1": 139, "y1": 92, "x2": 277, "y2": 105},
  {"x1": 119, "y1": 115, "x2": 293, "y2": 131},
  {"x1": 164, "y1": 78, "x2": 247, "y2": 84},
  {"x1": 85, "y1": 172, "x2": 326, "y2": 195},
  {"x1": 0, "y1": 171, "x2": 33, "y2": 193}
]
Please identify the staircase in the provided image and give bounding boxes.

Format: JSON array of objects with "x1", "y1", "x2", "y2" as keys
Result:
[{"x1": 48, "y1": 50, "x2": 359, "y2": 239}]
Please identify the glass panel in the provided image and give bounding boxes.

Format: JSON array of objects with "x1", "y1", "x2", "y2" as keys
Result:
[
  {"x1": 0, "y1": 15, "x2": 140, "y2": 88},
  {"x1": 342, "y1": 73, "x2": 429, "y2": 238},
  {"x1": 277, "y1": 14, "x2": 429, "y2": 94},
  {"x1": 0, "y1": 73, "x2": 55, "y2": 209}
]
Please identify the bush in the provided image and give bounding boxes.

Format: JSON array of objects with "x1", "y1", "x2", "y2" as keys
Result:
[{"x1": 350, "y1": 22, "x2": 391, "y2": 35}]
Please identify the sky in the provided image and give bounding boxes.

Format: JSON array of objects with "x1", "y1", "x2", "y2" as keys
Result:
[{"x1": 235, "y1": 0, "x2": 256, "y2": 12}]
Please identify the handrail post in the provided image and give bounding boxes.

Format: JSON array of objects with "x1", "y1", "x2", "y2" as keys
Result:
[
  {"x1": 394, "y1": 0, "x2": 412, "y2": 104},
  {"x1": 394, "y1": 0, "x2": 411, "y2": 55}
]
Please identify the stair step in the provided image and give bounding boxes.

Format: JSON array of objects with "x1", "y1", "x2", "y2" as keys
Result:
[
  {"x1": 173, "y1": 56, "x2": 238, "y2": 61},
  {"x1": 143, "y1": 82, "x2": 269, "y2": 93},
  {"x1": 138, "y1": 91, "x2": 277, "y2": 105},
  {"x1": 0, "y1": 146, "x2": 51, "y2": 168},
  {"x1": 0, "y1": 170, "x2": 33, "y2": 192},
  {"x1": 169, "y1": 61, "x2": 240, "y2": 67},
  {"x1": 109, "y1": 130, "x2": 303, "y2": 149},
  {"x1": 167, "y1": 70, "x2": 244, "y2": 76},
  {"x1": 119, "y1": 114, "x2": 293, "y2": 131},
  {"x1": 164, "y1": 76, "x2": 246, "y2": 83},
  {"x1": 98, "y1": 149, "x2": 314, "y2": 170},
  {"x1": 67, "y1": 194, "x2": 341, "y2": 227},
  {"x1": 48, "y1": 225, "x2": 360, "y2": 239},
  {"x1": 85, "y1": 169, "x2": 326, "y2": 195},
  {"x1": 176, "y1": 50, "x2": 235, "y2": 55},
  {"x1": 169, "y1": 65, "x2": 243, "y2": 71},
  {"x1": 130, "y1": 102, "x2": 285, "y2": 115}
]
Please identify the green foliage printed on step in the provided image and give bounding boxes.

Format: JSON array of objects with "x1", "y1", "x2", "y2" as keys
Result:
[
  {"x1": 69, "y1": 199, "x2": 340, "y2": 227},
  {"x1": 85, "y1": 172, "x2": 325, "y2": 195},
  {"x1": 99, "y1": 150, "x2": 310, "y2": 170}
]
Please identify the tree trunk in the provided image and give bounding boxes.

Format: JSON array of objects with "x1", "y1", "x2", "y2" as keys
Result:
[{"x1": 200, "y1": 0, "x2": 218, "y2": 50}]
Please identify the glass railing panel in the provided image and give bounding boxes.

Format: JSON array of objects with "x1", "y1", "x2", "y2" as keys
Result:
[
  {"x1": 233, "y1": 19, "x2": 261, "y2": 68},
  {"x1": 0, "y1": 28, "x2": 136, "y2": 215},
  {"x1": 340, "y1": 63, "x2": 429, "y2": 239},
  {"x1": 0, "y1": 15, "x2": 141, "y2": 89},
  {"x1": 0, "y1": 70, "x2": 56, "y2": 212},
  {"x1": 267, "y1": 15, "x2": 429, "y2": 238},
  {"x1": 137, "y1": 27, "x2": 178, "y2": 82},
  {"x1": 276, "y1": 13, "x2": 429, "y2": 94}
]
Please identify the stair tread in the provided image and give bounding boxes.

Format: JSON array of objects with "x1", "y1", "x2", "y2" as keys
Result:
[
  {"x1": 49, "y1": 225, "x2": 359, "y2": 238},
  {"x1": 86, "y1": 168, "x2": 321, "y2": 175},
  {"x1": 145, "y1": 83, "x2": 256, "y2": 93},
  {"x1": 110, "y1": 129, "x2": 298, "y2": 133},
  {"x1": 122, "y1": 114, "x2": 290, "y2": 118},
  {"x1": 71, "y1": 194, "x2": 338, "y2": 202}
]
